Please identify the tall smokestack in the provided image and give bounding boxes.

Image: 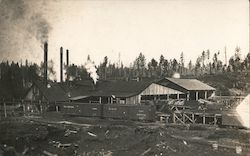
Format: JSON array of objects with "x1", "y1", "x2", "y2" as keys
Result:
[
  {"x1": 44, "y1": 42, "x2": 48, "y2": 85},
  {"x1": 66, "y1": 49, "x2": 69, "y2": 81},
  {"x1": 66, "y1": 49, "x2": 69, "y2": 67},
  {"x1": 60, "y1": 47, "x2": 63, "y2": 82}
]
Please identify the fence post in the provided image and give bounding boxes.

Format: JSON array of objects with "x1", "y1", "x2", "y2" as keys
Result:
[{"x1": 4, "y1": 102, "x2": 7, "y2": 118}]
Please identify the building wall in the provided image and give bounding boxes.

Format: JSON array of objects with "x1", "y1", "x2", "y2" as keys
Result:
[
  {"x1": 124, "y1": 83, "x2": 184, "y2": 105},
  {"x1": 141, "y1": 83, "x2": 183, "y2": 95},
  {"x1": 125, "y1": 95, "x2": 141, "y2": 105}
]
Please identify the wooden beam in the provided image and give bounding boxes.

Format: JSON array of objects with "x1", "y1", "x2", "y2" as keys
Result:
[
  {"x1": 174, "y1": 113, "x2": 185, "y2": 124},
  {"x1": 183, "y1": 113, "x2": 195, "y2": 123}
]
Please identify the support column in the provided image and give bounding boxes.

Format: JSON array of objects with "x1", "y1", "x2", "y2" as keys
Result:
[
  {"x1": 196, "y1": 91, "x2": 199, "y2": 101},
  {"x1": 205, "y1": 91, "x2": 207, "y2": 99},
  {"x1": 177, "y1": 94, "x2": 179, "y2": 100},
  {"x1": 167, "y1": 94, "x2": 170, "y2": 100},
  {"x1": 192, "y1": 113, "x2": 195, "y2": 123},
  {"x1": 212, "y1": 90, "x2": 215, "y2": 96},
  {"x1": 138, "y1": 95, "x2": 141, "y2": 104},
  {"x1": 203, "y1": 115, "x2": 206, "y2": 124},
  {"x1": 55, "y1": 101, "x2": 58, "y2": 112},
  {"x1": 110, "y1": 97, "x2": 113, "y2": 104},
  {"x1": 99, "y1": 97, "x2": 102, "y2": 104},
  {"x1": 154, "y1": 95, "x2": 157, "y2": 101},
  {"x1": 187, "y1": 92, "x2": 190, "y2": 101},
  {"x1": 214, "y1": 115, "x2": 217, "y2": 125}
]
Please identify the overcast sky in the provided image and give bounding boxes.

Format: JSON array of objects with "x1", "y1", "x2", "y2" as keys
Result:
[{"x1": 0, "y1": 0, "x2": 249, "y2": 80}]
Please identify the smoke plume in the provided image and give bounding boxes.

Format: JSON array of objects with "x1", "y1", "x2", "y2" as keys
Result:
[
  {"x1": 172, "y1": 72, "x2": 180, "y2": 79},
  {"x1": 0, "y1": 0, "x2": 52, "y2": 61},
  {"x1": 84, "y1": 58, "x2": 99, "y2": 84}
]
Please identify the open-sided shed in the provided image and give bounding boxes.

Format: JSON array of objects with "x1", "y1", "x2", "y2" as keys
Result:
[{"x1": 157, "y1": 78, "x2": 216, "y2": 100}]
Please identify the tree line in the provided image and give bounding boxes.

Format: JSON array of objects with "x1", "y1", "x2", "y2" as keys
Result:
[{"x1": 0, "y1": 47, "x2": 250, "y2": 99}]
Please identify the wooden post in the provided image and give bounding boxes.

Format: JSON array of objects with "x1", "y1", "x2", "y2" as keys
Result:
[
  {"x1": 110, "y1": 97, "x2": 113, "y2": 104},
  {"x1": 173, "y1": 113, "x2": 176, "y2": 123},
  {"x1": 167, "y1": 94, "x2": 170, "y2": 100},
  {"x1": 203, "y1": 115, "x2": 206, "y2": 124},
  {"x1": 187, "y1": 92, "x2": 190, "y2": 101},
  {"x1": 55, "y1": 101, "x2": 59, "y2": 112},
  {"x1": 177, "y1": 94, "x2": 180, "y2": 100},
  {"x1": 214, "y1": 115, "x2": 217, "y2": 125},
  {"x1": 154, "y1": 96, "x2": 157, "y2": 101},
  {"x1": 99, "y1": 97, "x2": 102, "y2": 104},
  {"x1": 205, "y1": 91, "x2": 207, "y2": 99},
  {"x1": 4, "y1": 102, "x2": 7, "y2": 118},
  {"x1": 192, "y1": 113, "x2": 195, "y2": 123},
  {"x1": 196, "y1": 91, "x2": 199, "y2": 101}
]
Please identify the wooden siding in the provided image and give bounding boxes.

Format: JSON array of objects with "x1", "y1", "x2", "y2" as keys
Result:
[
  {"x1": 140, "y1": 83, "x2": 184, "y2": 95},
  {"x1": 125, "y1": 83, "x2": 184, "y2": 104},
  {"x1": 126, "y1": 95, "x2": 141, "y2": 105}
]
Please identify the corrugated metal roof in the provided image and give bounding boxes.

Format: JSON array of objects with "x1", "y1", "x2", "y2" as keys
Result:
[{"x1": 165, "y1": 78, "x2": 216, "y2": 91}]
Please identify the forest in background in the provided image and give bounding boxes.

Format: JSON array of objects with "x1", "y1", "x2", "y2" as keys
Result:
[{"x1": 1, "y1": 47, "x2": 250, "y2": 99}]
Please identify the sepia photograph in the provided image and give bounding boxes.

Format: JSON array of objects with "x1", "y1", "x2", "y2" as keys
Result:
[{"x1": 0, "y1": 0, "x2": 250, "y2": 155}]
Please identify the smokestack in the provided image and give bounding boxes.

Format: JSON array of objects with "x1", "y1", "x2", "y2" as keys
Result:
[
  {"x1": 66, "y1": 49, "x2": 69, "y2": 82},
  {"x1": 44, "y1": 42, "x2": 48, "y2": 85},
  {"x1": 60, "y1": 47, "x2": 63, "y2": 82},
  {"x1": 66, "y1": 49, "x2": 69, "y2": 67}
]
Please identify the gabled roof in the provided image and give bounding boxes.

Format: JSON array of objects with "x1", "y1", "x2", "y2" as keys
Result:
[
  {"x1": 91, "y1": 80, "x2": 154, "y2": 97},
  {"x1": 58, "y1": 79, "x2": 155, "y2": 98},
  {"x1": 164, "y1": 78, "x2": 216, "y2": 91},
  {"x1": 33, "y1": 80, "x2": 69, "y2": 102}
]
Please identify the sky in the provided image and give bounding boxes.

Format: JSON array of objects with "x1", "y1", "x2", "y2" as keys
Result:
[{"x1": 0, "y1": 0, "x2": 249, "y2": 80}]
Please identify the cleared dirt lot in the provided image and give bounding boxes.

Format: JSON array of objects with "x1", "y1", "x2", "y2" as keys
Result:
[{"x1": 0, "y1": 113, "x2": 250, "y2": 156}]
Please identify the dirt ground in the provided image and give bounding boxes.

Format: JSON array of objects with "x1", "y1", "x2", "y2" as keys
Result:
[{"x1": 0, "y1": 112, "x2": 250, "y2": 156}]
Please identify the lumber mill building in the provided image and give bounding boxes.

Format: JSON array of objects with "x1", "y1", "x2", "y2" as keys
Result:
[
  {"x1": 25, "y1": 77, "x2": 215, "y2": 105},
  {"x1": 25, "y1": 42, "x2": 216, "y2": 105}
]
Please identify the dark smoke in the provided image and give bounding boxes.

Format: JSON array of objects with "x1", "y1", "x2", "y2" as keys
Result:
[
  {"x1": 29, "y1": 13, "x2": 52, "y2": 45},
  {"x1": 0, "y1": 0, "x2": 52, "y2": 61}
]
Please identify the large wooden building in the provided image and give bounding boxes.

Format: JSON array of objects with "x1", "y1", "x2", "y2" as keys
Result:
[{"x1": 24, "y1": 78, "x2": 216, "y2": 105}]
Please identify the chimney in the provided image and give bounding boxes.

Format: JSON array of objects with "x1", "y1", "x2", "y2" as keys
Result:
[
  {"x1": 44, "y1": 42, "x2": 48, "y2": 85},
  {"x1": 66, "y1": 49, "x2": 69, "y2": 81},
  {"x1": 66, "y1": 49, "x2": 69, "y2": 67},
  {"x1": 60, "y1": 47, "x2": 63, "y2": 82}
]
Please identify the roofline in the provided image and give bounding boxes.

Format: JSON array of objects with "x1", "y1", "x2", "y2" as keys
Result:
[{"x1": 164, "y1": 77, "x2": 216, "y2": 91}]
